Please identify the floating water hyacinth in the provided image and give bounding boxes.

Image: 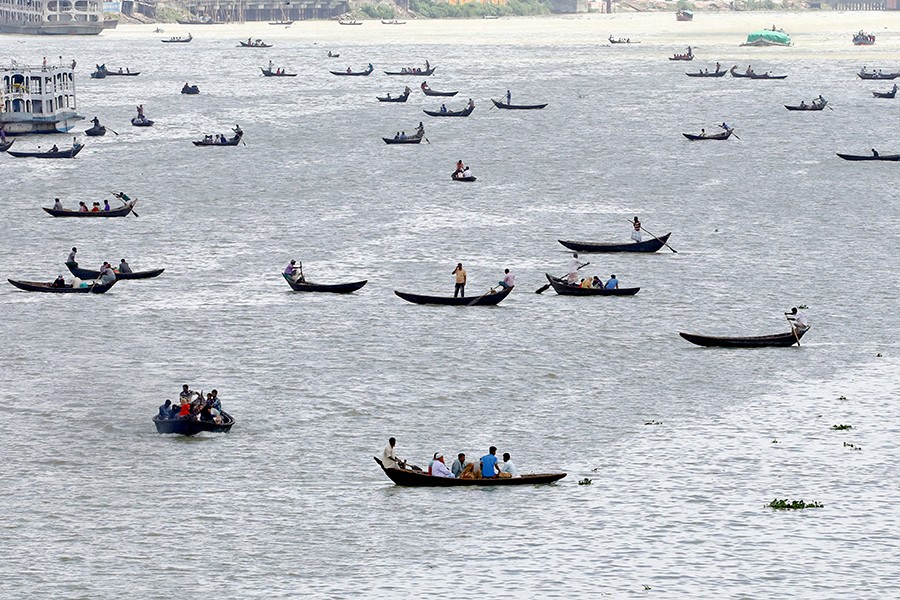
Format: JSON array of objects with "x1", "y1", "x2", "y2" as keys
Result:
[
  {"x1": 832, "y1": 424, "x2": 852, "y2": 430},
  {"x1": 578, "y1": 478, "x2": 593, "y2": 486},
  {"x1": 769, "y1": 499, "x2": 824, "y2": 510}
]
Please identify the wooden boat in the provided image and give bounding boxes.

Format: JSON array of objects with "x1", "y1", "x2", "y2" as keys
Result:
[
  {"x1": 43, "y1": 199, "x2": 137, "y2": 217},
  {"x1": 327, "y1": 52, "x2": 340, "y2": 58},
  {"x1": 858, "y1": 71, "x2": 899, "y2": 80},
  {"x1": 85, "y1": 124, "x2": 106, "y2": 136},
  {"x1": 193, "y1": 129, "x2": 243, "y2": 146},
  {"x1": 132, "y1": 117, "x2": 153, "y2": 127},
  {"x1": 260, "y1": 68, "x2": 297, "y2": 77},
  {"x1": 853, "y1": 32, "x2": 875, "y2": 46},
  {"x1": 161, "y1": 34, "x2": 192, "y2": 43},
  {"x1": 177, "y1": 19, "x2": 221, "y2": 24},
  {"x1": 153, "y1": 411, "x2": 235, "y2": 435},
  {"x1": 836, "y1": 152, "x2": 900, "y2": 161},
  {"x1": 330, "y1": 66, "x2": 374, "y2": 76},
  {"x1": 338, "y1": 20, "x2": 362, "y2": 25},
  {"x1": 283, "y1": 273, "x2": 367, "y2": 293},
  {"x1": 269, "y1": 21, "x2": 293, "y2": 25},
  {"x1": 8, "y1": 278, "x2": 117, "y2": 293},
  {"x1": 749, "y1": 72, "x2": 788, "y2": 80},
  {"x1": 785, "y1": 102, "x2": 827, "y2": 111},
  {"x1": 67, "y1": 263, "x2": 164, "y2": 280},
  {"x1": 105, "y1": 69, "x2": 140, "y2": 76},
  {"x1": 451, "y1": 175, "x2": 477, "y2": 182},
  {"x1": 8, "y1": 143, "x2": 84, "y2": 158},
  {"x1": 683, "y1": 128, "x2": 733, "y2": 141},
  {"x1": 381, "y1": 19, "x2": 406, "y2": 24},
  {"x1": 374, "y1": 458, "x2": 566, "y2": 487},
  {"x1": 239, "y1": 40, "x2": 272, "y2": 48},
  {"x1": 377, "y1": 89, "x2": 411, "y2": 102},
  {"x1": 423, "y1": 104, "x2": 474, "y2": 117},
  {"x1": 422, "y1": 87, "x2": 458, "y2": 97},
  {"x1": 676, "y1": 9, "x2": 693, "y2": 21},
  {"x1": 90, "y1": 69, "x2": 106, "y2": 79},
  {"x1": 669, "y1": 53, "x2": 694, "y2": 61},
  {"x1": 608, "y1": 36, "x2": 639, "y2": 44},
  {"x1": 558, "y1": 233, "x2": 671, "y2": 253},
  {"x1": 383, "y1": 127, "x2": 425, "y2": 144},
  {"x1": 872, "y1": 86, "x2": 897, "y2": 99},
  {"x1": 394, "y1": 286, "x2": 513, "y2": 306},
  {"x1": 686, "y1": 70, "x2": 727, "y2": 78},
  {"x1": 544, "y1": 275, "x2": 639, "y2": 296},
  {"x1": 0, "y1": 139, "x2": 14, "y2": 152},
  {"x1": 491, "y1": 99, "x2": 548, "y2": 110},
  {"x1": 385, "y1": 66, "x2": 436, "y2": 76},
  {"x1": 181, "y1": 85, "x2": 200, "y2": 94},
  {"x1": 679, "y1": 328, "x2": 807, "y2": 348}
]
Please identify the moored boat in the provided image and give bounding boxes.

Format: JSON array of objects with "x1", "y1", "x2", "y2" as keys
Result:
[
  {"x1": 558, "y1": 233, "x2": 671, "y2": 253},
  {"x1": 394, "y1": 286, "x2": 513, "y2": 306},
  {"x1": 679, "y1": 328, "x2": 807, "y2": 348},
  {"x1": 544, "y1": 275, "x2": 639, "y2": 296},
  {"x1": 269, "y1": 20, "x2": 293, "y2": 25},
  {"x1": 67, "y1": 263, "x2": 163, "y2": 280},
  {"x1": 491, "y1": 98, "x2": 548, "y2": 110},
  {"x1": 8, "y1": 278, "x2": 116, "y2": 293},
  {"x1": 283, "y1": 273, "x2": 367, "y2": 293},
  {"x1": 8, "y1": 143, "x2": 84, "y2": 158},
  {"x1": 374, "y1": 458, "x2": 566, "y2": 487},
  {"x1": 153, "y1": 411, "x2": 234, "y2": 435}
]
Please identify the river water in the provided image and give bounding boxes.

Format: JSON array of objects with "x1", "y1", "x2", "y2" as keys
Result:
[{"x1": 1, "y1": 12, "x2": 899, "y2": 598}]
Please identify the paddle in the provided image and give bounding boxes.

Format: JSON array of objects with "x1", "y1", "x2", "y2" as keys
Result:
[
  {"x1": 628, "y1": 220, "x2": 677, "y2": 253},
  {"x1": 466, "y1": 287, "x2": 497, "y2": 306},
  {"x1": 535, "y1": 262, "x2": 589, "y2": 294},
  {"x1": 110, "y1": 191, "x2": 138, "y2": 217},
  {"x1": 785, "y1": 312, "x2": 801, "y2": 347}
]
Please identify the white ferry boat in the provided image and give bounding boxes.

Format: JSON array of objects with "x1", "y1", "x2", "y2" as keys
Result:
[
  {"x1": 1, "y1": 62, "x2": 83, "y2": 134},
  {"x1": 0, "y1": 0, "x2": 113, "y2": 35}
]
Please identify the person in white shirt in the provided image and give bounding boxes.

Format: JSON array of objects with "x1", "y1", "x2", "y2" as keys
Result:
[
  {"x1": 67, "y1": 247, "x2": 77, "y2": 265},
  {"x1": 787, "y1": 307, "x2": 809, "y2": 330},
  {"x1": 567, "y1": 253, "x2": 586, "y2": 284},
  {"x1": 53, "y1": 198, "x2": 63, "y2": 211},
  {"x1": 461, "y1": 166, "x2": 472, "y2": 178},
  {"x1": 430, "y1": 453, "x2": 453, "y2": 478},
  {"x1": 498, "y1": 268, "x2": 515, "y2": 290},
  {"x1": 382, "y1": 437, "x2": 405, "y2": 469},
  {"x1": 500, "y1": 453, "x2": 520, "y2": 478}
]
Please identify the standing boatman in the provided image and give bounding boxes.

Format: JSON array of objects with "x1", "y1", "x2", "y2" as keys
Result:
[
  {"x1": 452, "y1": 262, "x2": 467, "y2": 298},
  {"x1": 631, "y1": 216, "x2": 642, "y2": 242},
  {"x1": 567, "y1": 253, "x2": 586, "y2": 284}
]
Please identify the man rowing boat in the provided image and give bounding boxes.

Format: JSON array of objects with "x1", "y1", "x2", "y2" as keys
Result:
[
  {"x1": 631, "y1": 216, "x2": 642, "y2": 242},
  {"x1": 382, "y1": 437, "x2": 406, "y2": 469}
]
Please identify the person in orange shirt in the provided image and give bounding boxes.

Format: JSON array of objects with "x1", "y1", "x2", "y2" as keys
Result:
[{"x1": 452, "y1": 262, "x2": 466, "y2": 297}]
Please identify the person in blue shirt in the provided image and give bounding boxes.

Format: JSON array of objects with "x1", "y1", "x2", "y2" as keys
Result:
[
  {"x1": 158, "y1": 400, "x2": 172, "y2": 419},
  {"x1": 605, "y1": 274, "x2": 619, "y2": 289},
  {"x1": 480, "y1": 446, "x2": 500, "y2": 478}
]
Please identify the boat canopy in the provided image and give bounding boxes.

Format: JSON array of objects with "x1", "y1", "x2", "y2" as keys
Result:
[{"x1": 745, "y1": 30, "x2": 791, "y2": 46}]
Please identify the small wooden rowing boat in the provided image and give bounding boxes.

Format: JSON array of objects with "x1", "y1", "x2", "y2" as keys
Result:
[
  {"x1": 153, "y1": 411, "x2": 235, "y2": 435},
  {"x1": 749, "y1": 72, "x2": 788, "y2": 80},
  {"x1": 8, "y1": 278, "x2": 117, "y2": 293},
  {"x1": 85, "y1": 124, "x2": 106, "y2": 136},
  {"x1": 181, "y1": 84, "x2": 200, "y2": 94},
  {"x1": 283, "y1": 273, "x2": 367, "y2": 293},
  {"x1": 161, "y1": 34, "x2": 192, "y2": 43},
  {"x1": 858, "y1": 71, "x2": 899, "y2": 80},
  {"x1": 836, "y1": 152, "x2": 900, "y2": 161},
  {"x1": 381, "y1": 19, "x2": 406, "y2": 24},
  {"x1": 385, "y1": 66, "x2": 435, "y2": 76},
  {"x1": 330, "y1": 65, "x2": 374, "y2": 76},
  {"x1": 43, "y1": 199, "x2": 137, "y2": 217},
  {"x1": 383, "y1": 127, "x2": 425, "y2": 144},
  {"x1": 0, "y1": 139, "x2": 14, "y2": 152},
  {"x1": 686, "y1": 70, "x2": 727, "y2": 78},
  {"x1": 131, "y1": 117, "x2": 154, "y2": 127},
  {"x1": 193, "y1": 129, "x2": 243, "y2": 146},
  {"x1": 451, "y1": 175, "x2": 477, "y2": 182},
  {"x1": 872, "y1": 86, "x2": 897, "y2": 99},
  {"x1": 558, "y1": 233, "x2": 671, "y2": 253},
  {"x1": 785, "y1": 102, "x2": 827, "y2": 111},
  {"x1": 67, "y1": 263, "x2": 164, "y2": 280},
  {"x1": 374, "y1": 458, "x2": 566, "y2": 487},
  {"x1": 239, "y1": 40, "x2": 272, "y2": 48},
  {"x1": 338, "y1": 20, "x2": 362, "y2": 25},
  {"x1": 377, "y1": 88, "x2": 411, "y2": 102},
  {"x1": 683, "y1": 128, "x2": 733, "y2": 141},
  {"x1": 269, "y1": 20, "x2": 293, "y2": 25},
  {"x1": 394, "y1": 286, "x2": 513, "y2": 306},
  {"x1": 669, "y1": 53, "x2": 694, "y2": 61},
  {"x1": 423, "y1": 104, "x2": 474, "y2": 117},
  {"x1": 422, "y1": 87, "x2": 458, "y2": 97},
  {"x1": 679, "y1": 328, "x2": 807, "y2": 348},
  {"x1": 261, "y1": 68, "x2": 296, "y2": 77},
  {"x1": 608, "y1": 36, "x2": 640, "y2": 44},
  {"x1": 8, "y1": 143, "x2": 84, "y2": 158},
  {"x1": 544, "y1": 275, "x2": 639, "y2": 296},
  {"x1": 491, "y1": 99, "x2": 547, "y2": 110}
]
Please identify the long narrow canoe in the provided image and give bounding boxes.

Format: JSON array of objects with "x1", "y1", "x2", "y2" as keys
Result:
[
  {"x1": 8, "y1": 144, "x2": 84, "y2": 158},
  {"x1": 43, "y1": 200, "x2": 137, "y2": 217},
  {"x1": 545, "y1": 275, "x2": 639, "y2": 296},
  {"x1": 683, "y1": 129, "x2": 732, "y2": 141},
  {"x1": 872, "y1": 89, "x2": 897, "y2": 98},
  {"x1": 858, "y1": 72, "x2": 899, "y2": 80},
  {"x1": 283, "y1": 273, "x2": 367, "y2": 293},
  {"x1": 261, "y1": 68, "x2": 297, "y2": 77},
  {"x1": 491, "y1": 99, "x2": 547, "y2": 110},
  {"x1": 394, "y1": 286, "x2": 513, "y2": 306},
  {"x1": 153, "y1": 411, "x2": 234, "y2": 435},
  {"x1": 558, "y1": 233, "x2": 671, "y2": 253},
  {"x1": 686, "y1": 71, "x2": 726, "y2": 78},
  {"x1": 8, "y1": 278, "x2": 117, "y2": 293},
  {"x1": 374, "y1": 458, "x2": 566, "y2": 486},
  {"x1": 748, "y1": 73, "x2": 788, "y2": 79},
  {"x1": 377, "y1": 90, "x2": 410, "y2": 102},
  {"x1": 383, "y1": 133, "x2": 424, "y2": 144},
  {"x1": 423, "y1": 105, "x2": 474, "y2": 117},
  {"x1": 330, "y1": 67, "x2": 374, "y2": 76},
  {"x1": 385, "y1": 67, "x2": 435, "y2": 76},
  {"x1": 67, "y1": 263, "x2": 164, "y2": 280},
  {"x1": 836, "y1": 153, "x2": 900, "y2": 161},
  {"x1": 679, "y1": 327, "x2": 807, "y2": 348},
  {"x1": 0, "y1": 139, "x2": 13, "y2": 152},
  {"x1": 422, "y1": 88, "x2": 458, "y2": 97},
  {"x1": 784, "y1": 103, "x2": 826, "y2": 111}
]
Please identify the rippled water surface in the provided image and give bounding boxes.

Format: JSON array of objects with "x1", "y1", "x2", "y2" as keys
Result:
[{"x1": 1, "y1": 12, "x2": 899, "y2": 598}]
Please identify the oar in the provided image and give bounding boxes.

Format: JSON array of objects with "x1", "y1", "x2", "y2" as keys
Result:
[
  {"x1": 628, "y1": 221, "x2": 677, "y2": 253},
  {"x1": 785, "y1": 313, "x2": 801, "y2": 347},
  {"x1": 106, "y1": 127, "x2": 119, "y2": 135},
  {"x1": 467, "y1": 287, "x2": 497, "y2": 306},
  {"x1": 535, "y1": 262, "x2": 589, "y2": 294},
  {"x1": 110, "y1": 191, "x2": 138, "y2": 217}
]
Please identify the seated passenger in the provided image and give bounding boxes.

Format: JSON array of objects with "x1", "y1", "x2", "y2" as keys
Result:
[
  {"x1": 592, "y1": 276, "x2": 602, "y2": 288},
  {"x1": 179, "y1": 384, "x2": 193, "y2": 405},
  {"x1": 605, "y1": 274, "x2": 619, "y2": 289},
  {"x1": 118, "y1": 259, "x2": 132, "y2": 274},
  {"x1": 91, "y1": 202, "x2": 101, "y2": 212},
  {"x1": 499, "y1": 453, "x2": 521, "y2": 478},
  {"x1": 580, "y1": 278, "x2": 593, "y2": 289},
  {"x1": 53, "y1": 198, "x2": 63, "y2": 211},
  {"x1": 103, "y1": 200, "x2": 111, "y2": 211},
  {"x1": 158, "y1": 399, "x2": 172, "y2": 419},
  {"x1": 460, "y1": 462, "x2": 479, "y2": 479},
  {"x1": 51, "y1": 275, "x2": 66, "y2": 288},
  {"x1": 451, "y1": 453, "x2": 467, "y2": 477},
  {"x1": 79, "y1": 202, "x2": 88, "y2": 212},
  {"x1": 480, "y1": 446, "x2": 500, "y2": 478},
  {"x1": 430, "y1": 453, "x2": 453, "y2": 478}
]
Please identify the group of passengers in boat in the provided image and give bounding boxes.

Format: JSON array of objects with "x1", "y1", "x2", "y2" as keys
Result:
[
  {"x1": 797, "y1": 95, "x2": 827, "y2": 109},
  {"x1": 69, "y1": 199, "x2": 112, "y2": 212},
  {"x1": 158, "y1": 385, "x2": 225, "y2": 423},
  {"x1": 382, "y1": 438, "x2": 521, "y2": 479},
  {"x1": 451, "y1": 159, "x2": 473, "y2": 179},
  {"x1": 346, "y1": 63, "x2": 374, "y2": 74},
  {"x1": 448, "y1": 262, "x2": 514, "y2": 297},
  {"x1": 398, "y1": 61, "x2": 430, "y2": 74},
  {"x1": 392, "y1": 123, "x2": 424, "y2": 140},
  {"x1": 565, "y1": 252, "x2": 619, "y2": 288}
]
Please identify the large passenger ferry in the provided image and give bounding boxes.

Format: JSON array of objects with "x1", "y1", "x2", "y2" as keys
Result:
[
  {"x1": 0, "y1": 0, "x2": 114, "y2": 35},
  {"x1": 0, "y1": 62, "x2": 83, "y2": 134}
]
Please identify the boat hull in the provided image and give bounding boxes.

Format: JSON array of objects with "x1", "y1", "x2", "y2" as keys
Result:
[
  {"x1": 8, "y1": 144, "x2": 84, "y2": 158},
  {"x1": 44, "y1": 200, "x2": 136, "y2": 217},
  {"x1": 423, "y1": 105, "x2": 474, "y2": 117},
  {"x1": 422, "y1": 89, "x2": 458, "y2": 97},
  {"x1": 154, "y1": 412, "x2": 234, "y2": 435},
  {"x1": 491, "y1": 99, "x2": 547, "y2": 110},
  {"x1": 67, "y1": 264, "x2": 163, "y2": 280},
  {"x1": 0, "y1": 23, "x2": 104, "y2": 35},
  {"x1": 283, "y1": 274, "x2": 367, "y2": 293},
  {"x1": 8, "y1": 278, "x2": 116, "y2": 293},
  {"x1": 679, "y1": 328, "x2": 807, "y2": 348},
  {"x1": 394, "y1": 286, "x2": 513, "y2": 306},
  {"x1": 545, "y1": 275, "x2": 639, "y2": 296},
  {"x1": 836, "y1": 153, "x2": 900, "y2": 161},
  {"x1": 375, "y1": 458, "x2": 566, "y2": 486},
  {"x1": 558, "y1": 233, "x2": 671, "y2": 253}
]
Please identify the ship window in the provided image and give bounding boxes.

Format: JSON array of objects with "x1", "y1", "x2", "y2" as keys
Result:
[
  {"x1": 48, "y1": 99, "x2": 53, "y2": 112},
  {"x1": 12, "y1": 99, "x2": 24, "y2": 113},
  {"x1": 75, "y1": 0, "x2": 86, "y2": 7},
  {"x1": 32, "y1": 99, "x2": 43, "y2": 113}
]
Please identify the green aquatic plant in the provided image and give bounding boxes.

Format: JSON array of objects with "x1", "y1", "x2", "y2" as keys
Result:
[
  {"x1": 578, "y1": 478, "x2": 592, "y2": 486},
  {"x1": 843, "y1": 442, "x2": 862, "y2": 451},
  {"x1": 769, "y1": 498, "x2": 823, "y2": 510},
  {"x1": 832, "y1": 424, "x2": 852, "y2": 431},
  {"x1": 644, "y1": 420, "x2": 662, "y2": 426}
]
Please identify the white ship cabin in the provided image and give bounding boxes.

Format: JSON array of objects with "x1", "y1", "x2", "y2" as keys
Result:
[
  {"x1": 0, "y1": 0, "x2": 103, "y2": 28},
  {"x1": 1, "y1": 62, "x2": 81, "y2": 133}
]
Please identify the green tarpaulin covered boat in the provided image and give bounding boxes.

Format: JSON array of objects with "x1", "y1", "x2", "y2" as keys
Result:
[{"x1": 741, "y1": 30, "x2": 791, "y2": 47}]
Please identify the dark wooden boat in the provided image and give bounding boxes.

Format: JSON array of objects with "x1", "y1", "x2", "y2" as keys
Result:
[
  {"x1": 153, "y1": 411, "x2": 234, "y2": 435},
  {"x1": 669, "y1": 54, "x2": 694, "y2": 61},
  {"x1": 422, "y1": 88, "x2": 458, "y2": 97},
  {"x1": 239, "y1": 40, "x2": 272, "y2": 47},
  {"x1": 131, "y1": 117, "x2": 154, "y2": 127},
  {"x1": 161, "y1": 35, "x2": 193, "y2": 43},
  {"x1": 374, "y1": 458, "x2": 566, "y2": 487},
  {"x1": 784, "y1": 102, "x2": 827, "y2": 110},
  {"x1": 385, "y1": 67, "x2": 436, "y2": 76},
  {"x1": 491, "y1": 99, "x2": 548, "y2": 110},
  {"x1": 260, "y1": 68, "x2": 297, "y2": 77},
  {"x1": 181, "y1": 85, "x2": 200, "y2": 94},
  {"x1": 608, "y1": 36, "x2": 639, "y2": 44},
  {"x1": 0, "y1": 139, "x2": 14, "y2": 152},
  {"x1": 679, "y1": 327, "x2": 807, "y2": 348},
  {"x1": 686, "y1": 70, "x2": 726, "y2": 78},
  {"x1": 545, "y1": 275, "x2": 639, "y2": 296},
  {"x1": 193, "y1": 130, "x2": 243, "y2": 146},
  {"x1": 858, "y1": 71, "x2": 899, "y2": 80},
  {"x1": 330, "y1": 66, "x2": 374, "y2": 76},
  {"x1": 43, "y1": 199, "x2": 137, "y2": 217},
  {"x1": 67, "y1": 263, "x2": 164, "y2": 280},
  {"x1": 105, "y1": 69, "x2": 140, "y2": 76},
  {"x1": 729, "y1": 67, "x2": 753, "y2": 78},
  {"x1": 676, "y1": 9, "x2": 693, "y2": 20},
  {"x1": 836, "y1": 152, "x2": 900, "y2": 161},
  {"x1": 269, "y1": 20, "x2": 293, "y2": 25},
  {"x1": 283, "y1": 273, "x2": 367, "y2": 293},
  {"x1": 558, "y1": 233, "x2": 671, "y2": 253},
  {"x1": 377, "y1": 89, "x2": 411, "y2": 102},
  {"x1": 85, "y1": 124, "x2": 106, "y2": 136},
  {"x1": 394, "y1": 286, "x2": 513, "y2": 306},
  {"x1": 381, "y1": 19, "x2": 406, "y2": 24},
  {"x1": 423, "y1": 104, "x2": 474, "y2": 117},
  {"x1": 382, "y1": 129, "x2": 425, "y2": 144},
  {"x1": 872, "y1": 87, "x2": 897, "y2": 99},
  {"x1": 8, "y1": 278, "x2": 117, "y2": 293},
  {"x1": 338, "y1": 20, "x2": 362, "y2": 25},
  {"x1": 451, "y1": 175, "x2": 477, "y2": 182},
  {"x1": 90, "y1": 69, "x2": 107, "y2": 79},
  {"x1": 177, "y1": 19, "x2": 221, "y2": 24},
  {"x1": 683, "y1": 128, "x2": 733, "y2": 141},
  {"x1": 749, "y1": 72, "x2": 788, "y2": 79},
  {"x1": 8, "y1": 143, "x2": 84, "y2": 158}
]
